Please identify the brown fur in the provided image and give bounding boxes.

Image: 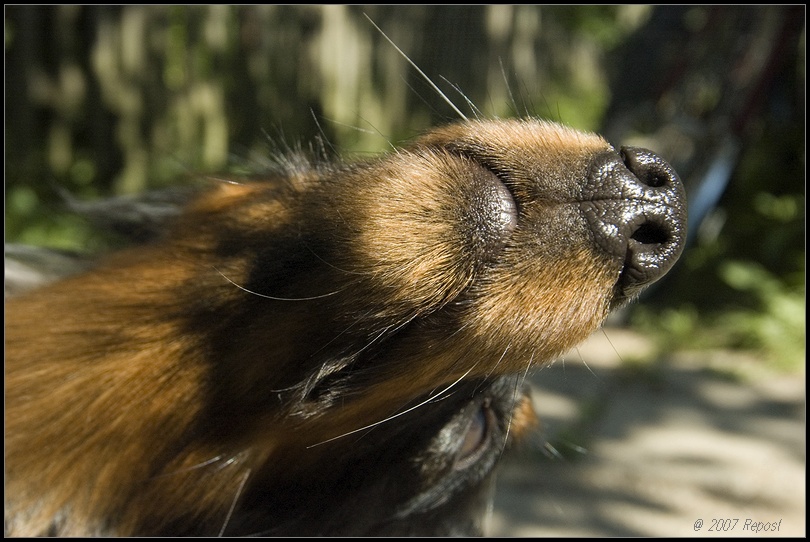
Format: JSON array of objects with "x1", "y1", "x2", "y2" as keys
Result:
[{"x1": 5, "y1": 119, "x2": 685, "y2": 536}]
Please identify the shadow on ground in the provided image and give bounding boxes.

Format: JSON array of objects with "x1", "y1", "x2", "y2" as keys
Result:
[{"x1": 490, "y1": 328, "x2": 805, "y2": 537}]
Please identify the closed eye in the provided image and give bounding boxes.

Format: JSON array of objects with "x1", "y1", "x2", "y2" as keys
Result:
[{"x1": 453, "y1": 399, "x2": 494, "y2": 470}]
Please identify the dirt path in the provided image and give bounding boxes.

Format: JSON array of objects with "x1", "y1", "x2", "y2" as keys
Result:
[{"x1": 490, "y1": 328, "x2": 805, "y2": 537}]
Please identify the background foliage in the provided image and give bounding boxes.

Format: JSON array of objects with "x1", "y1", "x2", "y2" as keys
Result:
[{"x1": 5, "y1": 5, "x2": 805, "y2": 368}]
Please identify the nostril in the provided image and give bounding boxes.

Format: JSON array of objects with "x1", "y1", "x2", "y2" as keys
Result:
[
  {"x1": 620, "y1": 147, "x2": 674, "y2": 188},
  {"x1": 630, "y1": 221, "x2": 670, "y2": 246},
  {"x1": 644, "y1": 172, "x2": 668, "y2": 188}
]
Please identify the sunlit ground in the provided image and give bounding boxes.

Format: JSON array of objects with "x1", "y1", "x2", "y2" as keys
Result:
[{"x1": 490, "y1": 328, "x2": 805, "y2": 537}]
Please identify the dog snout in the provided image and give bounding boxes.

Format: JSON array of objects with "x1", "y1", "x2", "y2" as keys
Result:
[{"x1": 581, "y1": 146, "x2": 688, "y2": 304}]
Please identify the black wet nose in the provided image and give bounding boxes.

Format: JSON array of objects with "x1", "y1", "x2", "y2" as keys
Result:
[{"x1": 582, "y1": 146, "x2": 687, "y2": 304}]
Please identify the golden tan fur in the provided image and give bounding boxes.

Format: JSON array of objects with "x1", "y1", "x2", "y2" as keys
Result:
[{"x1": 5, "y1": 119, "x2": 682, "y2": 536}]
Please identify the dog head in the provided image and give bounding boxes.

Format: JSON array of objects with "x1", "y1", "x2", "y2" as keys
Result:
[{"x1": 5, "y1": 119, "x2": 686, "y2": 536}]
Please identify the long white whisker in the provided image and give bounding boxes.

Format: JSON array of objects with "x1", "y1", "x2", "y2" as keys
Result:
[
  {"x1": 498, "y1": 58, "x2": 520, "y2": 117},
  {"x1": 600, "y1": 326, "x2": 624, "y2": 365},
  {"x1": 518, "y1": 77, "x2": 540, "y2": 119},
  {"x1": 574, "y1": 341, "x2": 601, "y2": 381},
  {"x1": 150, "y1": 455, "x2": 229, "y2": 479},
  {"x1": 300, "y1": 238, "x2": 369, "y2": 275},
  {"x1": 218, "y1": 469, "x2": 251, "y2": 537},
  {"x1": 204, "y1": 175, "x2": 244, "y2": 186},
  {"x1": 519, "y1": 351, "x2": 535, "y2": 391},
  {"x1": 543, "y1": 441, "x2": 565, "y2": 461},
  {"x1": 309, "y1": 109, "x2": 340, "y2": 156},
  {"x1": 438, "y1": 75, "x2": 482, "y2": 119},
  {"x1": 357, "y1": 315, "x2": 416, "y2": 354},
  {"x1": 499, "y1": 374, "x2": 524, "y2": 458},
  {"x1": 364, "y1": 14, "x2": 468, "y2": 121},
  {"x1": 353, "y1": 114, "x2": 399, "y2": 152},
  {"x1": 315, "y1": 114, "x2": 380, "y2": 136},
  {"x1": 483, "y1": 343, "x2": 511, "y2": 380},
  {"x1": 213, "y1": 267, "x2": 341, "y2": 301},
  {"x1": 400, "y1": 75, "x2": 447, "y2": 118},
  {"x1": 307, "y1": 366, "x2": 476, "y2": 448}
]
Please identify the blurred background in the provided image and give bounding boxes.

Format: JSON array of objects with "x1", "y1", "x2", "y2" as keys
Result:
[{"x1": 5, "y1": 5, "x2": 805, "y2": 536}]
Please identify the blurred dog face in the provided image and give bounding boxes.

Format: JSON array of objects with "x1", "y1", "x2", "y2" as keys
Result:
[{"x1": 5, "y1": 119, "x2": 686, "y2": 536}]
